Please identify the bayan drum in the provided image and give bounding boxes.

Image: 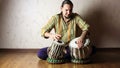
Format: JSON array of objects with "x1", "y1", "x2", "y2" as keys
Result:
[
  {"x1": 47, "y1": 40, "x2": 66, "y2": 63},
  {"x1": 69, "y1": 37, "x2": 92, "y2": 63}
]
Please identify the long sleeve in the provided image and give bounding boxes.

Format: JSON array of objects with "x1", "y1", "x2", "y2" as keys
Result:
[
  {"x1": 76, "y1": 14, "x2": 89, "y2": 31},
  {"x1": 41, "y1": 16, "x2": 56, "y2": 38}
]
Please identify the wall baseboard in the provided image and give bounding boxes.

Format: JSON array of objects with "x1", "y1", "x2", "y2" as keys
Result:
[
  {"x1": 0, "y1": 48, "x2": 120, "y2": 53},
  {"x1": 0, "y1": 49, "x2": 40, "y2": 53}
]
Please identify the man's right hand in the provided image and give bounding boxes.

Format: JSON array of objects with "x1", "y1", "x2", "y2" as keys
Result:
[
  {"x1": 50, "y1": 34, "x2": 61, "y2": 41},
  {"x1": 44, "y1": 32, "x2": 61, "y2": 41}
]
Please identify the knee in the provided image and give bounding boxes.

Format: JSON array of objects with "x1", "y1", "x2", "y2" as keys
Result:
[{"x1": 37, "y1": 48, "x2": 48, "y2": 60}]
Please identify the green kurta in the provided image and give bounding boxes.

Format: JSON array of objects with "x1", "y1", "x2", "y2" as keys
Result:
[{"x1": 41, "y1": 13, "x2": 89, "y2": 44}]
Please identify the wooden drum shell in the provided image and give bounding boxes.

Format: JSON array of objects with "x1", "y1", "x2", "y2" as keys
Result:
[{"x1": 47, "y1": 40, "x2": 65, "y2": 59}]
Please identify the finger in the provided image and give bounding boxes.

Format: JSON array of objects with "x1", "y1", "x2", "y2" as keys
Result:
[
  {"x1": 56, "y1": 35, "x2": 61, "y2": 40},
  {"x1": 55, "y1": 36, "x2": 60, "y2": 41},
  {"x1": 78, "y1": 44, "x2": 83, "y2": 48},
  {"x1": 54, "y1": 37, "x2": 58, "y2": 41},
  {"x1": 56, "y1": 34, "x2": 61, "y2": 37},
  {"x1": 76, "y1": 40, "x2": 81, "y2": 44},
  {"x1": 77, "y1": 42, "x2": 83, "y2": 48}
]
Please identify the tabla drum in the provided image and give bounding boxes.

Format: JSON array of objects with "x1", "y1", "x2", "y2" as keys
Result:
[
  {"x1": 47, "y1": 40, "x2": 66, "y2": 63},
  {"x1": 69, "y1": 38, "x2": 92, "y2": 63}
]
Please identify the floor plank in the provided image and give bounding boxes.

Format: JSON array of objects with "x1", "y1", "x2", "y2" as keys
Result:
[{"x1": 0, "y1": 49, "x2": 120, "y2": 68}]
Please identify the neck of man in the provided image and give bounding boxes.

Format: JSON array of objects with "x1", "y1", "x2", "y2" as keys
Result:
[{"x1": 62, "y1": 15, "x2": 72, "y2": 23}]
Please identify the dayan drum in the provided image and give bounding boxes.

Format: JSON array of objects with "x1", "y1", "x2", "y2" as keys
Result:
[
  {"x1": 47, "y1": 40, "x2": 66, "y2": 63},
  {"x1": 69, "y1": 37, "x2": 92, "y2": 63}
]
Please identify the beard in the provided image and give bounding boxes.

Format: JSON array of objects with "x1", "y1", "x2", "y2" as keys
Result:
[
  {"x1": 65, "y1": 16, "x2": 70, "y2": 19},
  {"x1": 64, "y1": 14, "x2": 71, "y2": 19},
  {"x1": 61, "y1": 12, "x2": 72, "y2": 19}
]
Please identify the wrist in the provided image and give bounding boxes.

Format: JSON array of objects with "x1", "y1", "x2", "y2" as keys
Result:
[
  {"x1": 80, "y1": 31, "x2": 87, "y2": 39},
  {"x1": 44, "y1": 32, "x2": 52, "y2": 38}
]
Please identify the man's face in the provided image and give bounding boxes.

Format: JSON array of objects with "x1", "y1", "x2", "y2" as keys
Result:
[{"x1": 61, "y1": 4, "x2": 73, "y2": 19}]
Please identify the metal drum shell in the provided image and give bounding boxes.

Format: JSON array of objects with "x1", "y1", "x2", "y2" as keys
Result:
[{"x1": 69, "y1": 38, "x2": 92, "y2": 59}]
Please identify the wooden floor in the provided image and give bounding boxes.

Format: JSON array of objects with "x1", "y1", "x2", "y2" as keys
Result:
[{"x1": 0, "y1": 49, "x2": 120, "y2": 68}]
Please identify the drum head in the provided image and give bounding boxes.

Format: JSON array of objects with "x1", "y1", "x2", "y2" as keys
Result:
[
  {"x1": 53, "y1": 40, "x2": 64, "y2": 46},
  {"x1": 69, "y1": 38, "x2": 90, "y2": 48},
  {"x1": 69, "y1": 38, "x2": 79, "y2": 48}
]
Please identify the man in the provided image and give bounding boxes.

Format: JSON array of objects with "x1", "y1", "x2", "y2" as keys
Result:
[{"x1": 38, "y1": 0, "x2": 91, "y2": 61}]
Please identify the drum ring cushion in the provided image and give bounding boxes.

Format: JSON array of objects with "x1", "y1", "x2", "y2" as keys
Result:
[{"x1": 47, "y1": 58, "x2": 65, "y2": 63}]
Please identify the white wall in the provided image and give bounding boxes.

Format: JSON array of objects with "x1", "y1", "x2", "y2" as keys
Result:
[{"x1": 0, "y1": 0, "x2": 120, "y2": 49}]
